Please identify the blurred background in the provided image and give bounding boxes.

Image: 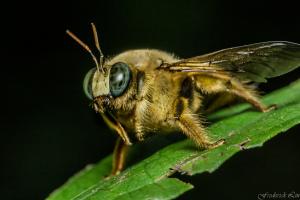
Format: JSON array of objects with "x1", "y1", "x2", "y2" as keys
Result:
[{"x1": 1, "y1": 0, "x2": 299, "y2": 199}]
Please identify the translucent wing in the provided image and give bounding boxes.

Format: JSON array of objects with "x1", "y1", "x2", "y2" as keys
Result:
[{"x1": 164, "y1": 41, "x2": 300, "y2": 82}]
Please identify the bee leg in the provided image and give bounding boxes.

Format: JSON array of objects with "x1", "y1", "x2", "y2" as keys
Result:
[
  {"x1": 194, "y1": 75, "x2": 275, "y2": 112},
  {"x1": 175, "y1": 98, "x2": 225, "y2": 149},
  {"x1": 101, "y1": 113, "x2": 132, "y2": 145},
  {"x1": 111, "y1": 137, "x2": 129, "y2": 175},
  {"x1": 101, "y1": 113, "x2": 131, "y2": 176},
  {"x1": 134, "y1": 99, "x2": 151, "y2": 141},
  {"x1": 135, "y1": 113, "x2": 145, "y2": 141},
  {"x1": 222, "y1": 79, "x2": 276, "y2": 112}
]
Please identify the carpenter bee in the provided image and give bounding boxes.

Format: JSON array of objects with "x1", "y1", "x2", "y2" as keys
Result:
[{"x1": 67, "y1": 23, "x2": 300, "y2": 175}]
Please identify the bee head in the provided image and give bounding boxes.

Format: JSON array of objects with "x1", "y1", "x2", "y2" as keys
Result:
[
  {"x1": 66, "y1": 24, "x2": 173, "y2": 114},
  {"x1": 83, "y1": 62, "x2": 132, "y2": 113},
  {"x1": 66, "y1": 23, "x2": 131, "y2": 113}
]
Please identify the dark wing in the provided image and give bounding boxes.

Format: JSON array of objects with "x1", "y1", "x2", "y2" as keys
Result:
[{"x1": 164, "y1": 41, "x2": 300, "y2": 82}]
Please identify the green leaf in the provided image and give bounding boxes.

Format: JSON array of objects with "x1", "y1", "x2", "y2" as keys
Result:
[{"x1": 46, "y1": 80, "x2": 300, "y2": 200}]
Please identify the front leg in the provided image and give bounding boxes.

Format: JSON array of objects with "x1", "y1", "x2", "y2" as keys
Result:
[
  {"x1": 101, "y1": 113, "x2": 132, "y2": 145},
  {"x1": 101, "y1": 113, "x2": 132, "y2": 175},
  {"x1": 111, "y1": 137, "x2": 129, "y2": 175}
]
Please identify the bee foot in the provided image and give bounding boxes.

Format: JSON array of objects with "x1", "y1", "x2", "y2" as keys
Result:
[
  {"x1": 262, "y1": 104, "x2": 277, "y2": 112},
  {"x1": 207, "y1": 139, "x2": 225, "y2": 149}
]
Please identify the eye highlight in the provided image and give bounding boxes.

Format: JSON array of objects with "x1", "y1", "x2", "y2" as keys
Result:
[
  {"x1": 83, "y1": 68, "x2": 96, "y2": 100},
  {"x1": 109, "y1": 62, "x2": 132, "y2": 97}
]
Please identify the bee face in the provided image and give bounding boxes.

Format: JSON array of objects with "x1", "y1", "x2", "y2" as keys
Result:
[{"x1": 83, "y1": 62, "x2": 133, "y2": 113}]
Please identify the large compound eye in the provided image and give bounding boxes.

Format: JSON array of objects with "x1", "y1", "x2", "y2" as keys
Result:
[
  {"x1": 83, "y1": 68, "x2": 96, "y2": 100},
  {"x1": 109, "y1": 62, "x2": 131, "y2": 97}
]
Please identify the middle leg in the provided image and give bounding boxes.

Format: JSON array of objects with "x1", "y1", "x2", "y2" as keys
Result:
[{"x1": 174, "y1": 97, "x2": 224, "y2": 149}]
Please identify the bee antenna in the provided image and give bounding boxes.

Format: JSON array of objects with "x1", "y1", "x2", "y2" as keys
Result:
[
  {"x1": 66, "y1": 29, "x2": 101, "y2": 73},
  {"x1": 91, "y1": 23, "x2": 105, "y2": 73}
]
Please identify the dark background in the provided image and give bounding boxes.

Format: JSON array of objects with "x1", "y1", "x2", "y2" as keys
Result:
[{"x1": 1, "y1": 0, "x2": 300, "y2": 199}]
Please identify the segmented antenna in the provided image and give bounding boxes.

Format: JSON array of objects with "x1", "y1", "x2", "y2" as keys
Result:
[
  {"x1": 91, "y1": 23, "x2": 105, "y2": 72},
  {"x1": 66, "y1": 23, "x2": 105, "y2": 73}
]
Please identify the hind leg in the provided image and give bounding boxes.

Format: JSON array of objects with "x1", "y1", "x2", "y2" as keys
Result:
[{"x1": 194, "y1": 74, "x2": 275, "y2": 112}]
